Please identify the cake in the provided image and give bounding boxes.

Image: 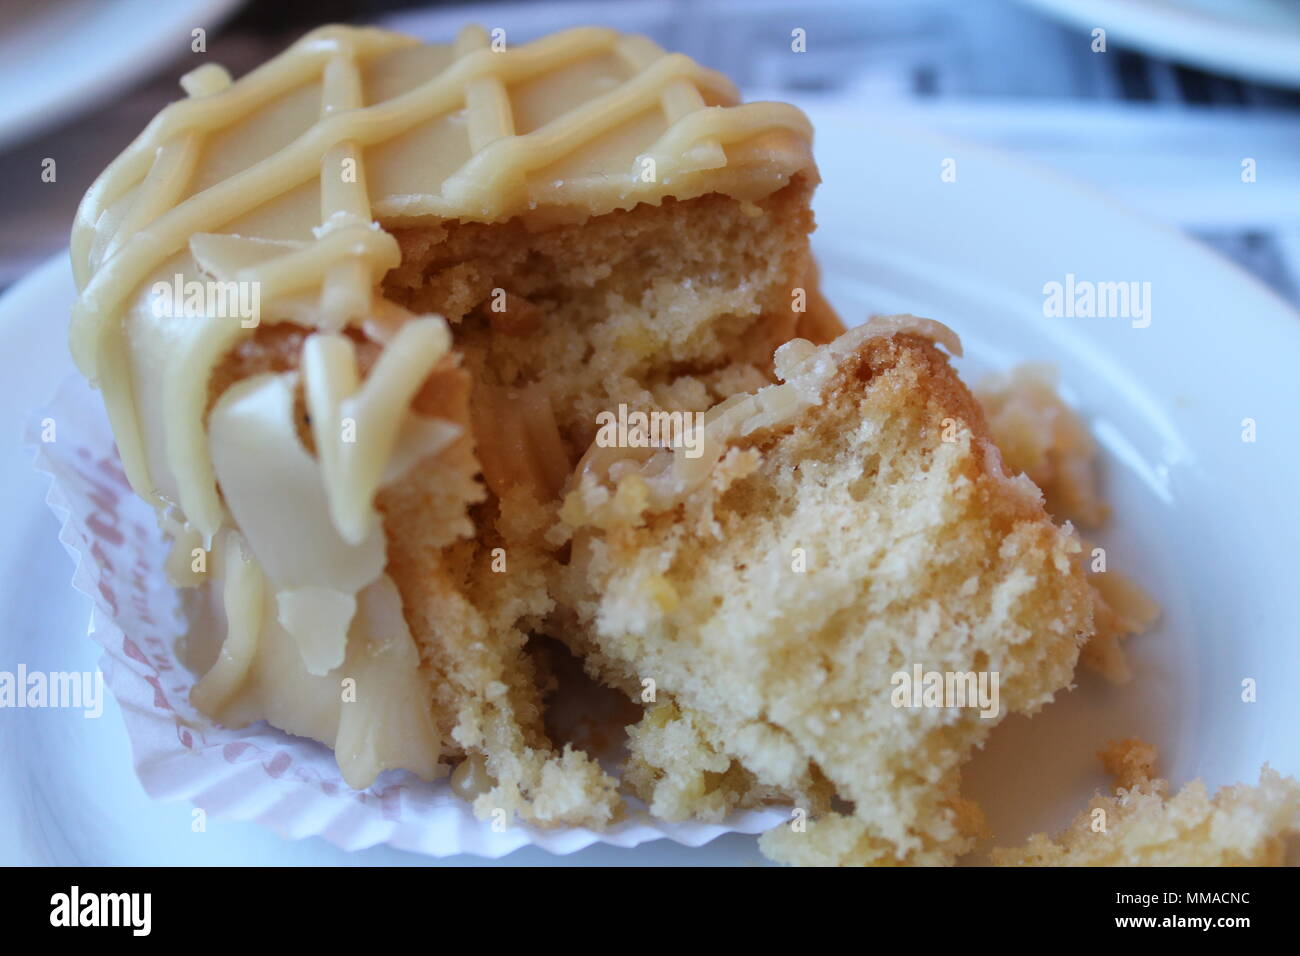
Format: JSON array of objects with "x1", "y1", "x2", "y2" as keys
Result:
[
  {"x1": 992, "y1": 740, "x2": 1300, "y2": 866},
  {"x1": 69, "y1": 23, "x2": 830, "y2": 826},
  {"x1": 70, "y1": 20, "x2": 1254, "y2": 867}
]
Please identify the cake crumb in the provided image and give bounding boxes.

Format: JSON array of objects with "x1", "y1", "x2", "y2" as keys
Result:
[
  {"x1": 992, "y1": 741, "x2": 1300, "y2": 866},
  {"x1": 976, "y1": 364, "x2": 1160, "y2": 684}
]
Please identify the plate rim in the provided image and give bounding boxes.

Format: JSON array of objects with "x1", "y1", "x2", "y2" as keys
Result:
[
  {"x1": 1012, "y1": 0, "x2": 1300, "y2": 88},
  {"x1": 0, "y1": 0, "x2": 243, "y2": 151}
]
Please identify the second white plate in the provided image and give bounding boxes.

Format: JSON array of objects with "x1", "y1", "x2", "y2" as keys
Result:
[
  {"x1": 0, "y1": 0, "x2": 241, "y2": 151},
  {"x1": 1014, "y1": 0, "x2": 1300, "y2": 88}
]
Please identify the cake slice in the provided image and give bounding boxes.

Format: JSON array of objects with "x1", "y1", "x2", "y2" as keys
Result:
[
  {"x1": 552, "y1": 317, "x2": 1095, "y2": 864},
  {"x1": 993, "y1": 740, "x2": 1300, "y2": 866}
]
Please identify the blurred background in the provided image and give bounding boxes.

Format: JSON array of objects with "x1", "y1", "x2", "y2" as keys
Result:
[{"x1": 2, "y1": 0, "x2": 1299, "y2": 297}]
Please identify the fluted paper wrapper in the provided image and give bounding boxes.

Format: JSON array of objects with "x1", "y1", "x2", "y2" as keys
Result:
[{"x1": 30, "y1": 375, "x2": 785, "y2": 858}]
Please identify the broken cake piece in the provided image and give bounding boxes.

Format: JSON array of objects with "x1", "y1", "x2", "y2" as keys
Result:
[
  {"x1": 975, "y1": 364, "x2": 1159, "y2": 685},
  {"x1": 553, "y1": 317, "x2": 1095, "y2": 864}
]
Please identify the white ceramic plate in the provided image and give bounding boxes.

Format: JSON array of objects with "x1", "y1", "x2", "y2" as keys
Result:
[
  {"x1": 0, "y1": 0, "x2": 242, "y2": 151},
  {"x1": 2, "y1": 104, "x2": 1298, "y2": 864},
  {"x1": 1013, "y1": 0, "x2": 1300, "y2": 88}
]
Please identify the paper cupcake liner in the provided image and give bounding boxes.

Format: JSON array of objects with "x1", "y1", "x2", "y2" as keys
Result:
[{"x1": 29, "y1": 373, "x2": 785, "y2": 858}]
